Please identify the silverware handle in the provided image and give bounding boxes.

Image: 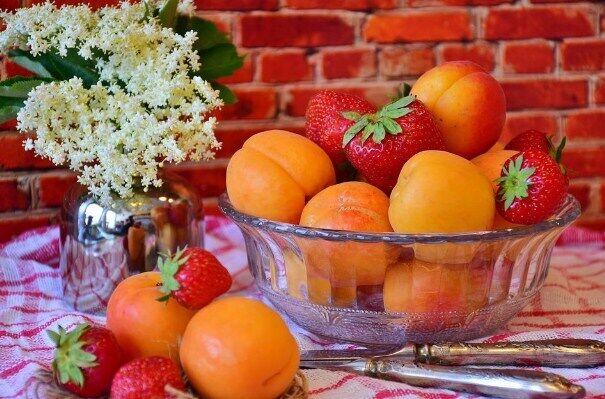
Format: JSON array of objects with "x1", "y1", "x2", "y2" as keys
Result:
[
  {"x1": 417, "y1": 339, "x2": 605, "y2": 367},
  {"x1": 370, "y1": 360, "x2": 585, "y2": 399}
]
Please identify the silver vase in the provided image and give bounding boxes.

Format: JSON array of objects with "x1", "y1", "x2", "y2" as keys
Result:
[{"x1": 59, "y1": 172, "x2": 204, "y2": 313}]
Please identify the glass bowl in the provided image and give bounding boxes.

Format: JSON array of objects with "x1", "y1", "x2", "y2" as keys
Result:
[{"x1": 219, "y1": 194, "x2": 580, "y2": 345}]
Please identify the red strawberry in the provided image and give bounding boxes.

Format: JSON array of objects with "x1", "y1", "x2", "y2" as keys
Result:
[
  {"x1": 158, "y1": 247, "x2": 232, "y2": 309},
  {"x1": 505, "y1": 129, "x2": 568, "y2": 177},
  {"x1": 342, "y1": 95, "x2": 445, "y2": 193},
  {"x1": 110, "y1": 356, "x2": 185, "y2": 399},
  {"x1": 305, "y1": 90, "x2": 376, "y2": 170},
  {"x1": 496, "y1": 150, "x2": 568, "y2": 225},
  {"x1": 48, "y1": 323, "x2": 124, "y2": 398}
]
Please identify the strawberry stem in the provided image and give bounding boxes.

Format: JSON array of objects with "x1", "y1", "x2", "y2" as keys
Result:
[
  {"x1": 341, "y1": 94, "x2": 415, "y2": 147},
  {"x1": 495, "y1": 154, "x2": 536, "y2": 210}
]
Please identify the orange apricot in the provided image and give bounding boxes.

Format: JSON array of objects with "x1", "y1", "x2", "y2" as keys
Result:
[
  {"x1": 298, "y1": 182, "x2": 393, "y2": 305},
  {"x1": 226, "y1": 130, "x2": 335, "y2": 224},
  {"x1": 411, "y1": 61, "x2": 506, "y2": 159},
  {"x1": 389, "y1": 151, "x2": 495, "y2": 263},
  {"x1": 180, "y1": 297, "x2": 300, "y2": 399},
  {"x1": 471, "y1": 149, "x2": 521, "y2": 230},
  {"x1": 106, "y1": 272, "x2": 196, "y2": 364}
]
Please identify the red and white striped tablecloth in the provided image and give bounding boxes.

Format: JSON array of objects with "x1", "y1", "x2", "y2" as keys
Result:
[{"x1": 0, "y1": 217, "x2": 604, "y2": 398}]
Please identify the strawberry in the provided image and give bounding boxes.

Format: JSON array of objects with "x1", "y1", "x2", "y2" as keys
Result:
[
  {"x1": 110, "y1": 356, "x2": 185, "y2": 399},
  {"x1": 496, "y1": 150, "x2": 568, "y2": 225},
  {"x1": 342, "y1": 94, "x2": 445, "y2": 193},
  {"x1": 158, "y1": 247, "x2": 232, "y2": 309},
  {"x1": 505, "y1": 129, "x2": 568, "y2": 176},
  {"x1": 48, "y1": 323, "x2": 123, "y2": 398},
  {"x1": 305, "y1": 90, "x2": 376, "y2": 171}
]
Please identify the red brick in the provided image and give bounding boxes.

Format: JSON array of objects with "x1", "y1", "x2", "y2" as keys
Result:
[
  {"x1": 562, "y1": 148, "x2": 605, "y2": 178},
  {"x1": 215, "y1": 122, "x2": 305, "y2": 158},
  {"x1": 286, "y1": 83, "x2": 397, "y2": 117},
  {"x1": 0, "y1": 133, "x2": 56, "y2": 170},
  {"x1": 501, "y1": 113, "x2": 558, "y2": 143},
  {"x1": 169, "y1": 164, "x2": 226, "y2": 198},
  {"x1": 0, "y1": 0, "x2": 20, "y2": 10},
  {"x1": 564, "y1": 111, "x2": 605, "y2": 140},
  {"x1": 217, "y1": 55, "x2": 253, "y2": 84},
  {"x1": 193, "y1": 0, "x2": 277, "y2": 10},
  {"x1": 484, "y1": 7, "x2": 595, "y2": 40},
  {"x1": 0, "y1": 212, "x2": 56, "y2": 243},
  {"x1": 260, "y1": 51, "x2": 312, "y2": 83},
  {"x1": 0, "y1": 178, "x2": 29, "y2": 212},
  {"x1": 440, "y1": 43, "x2": 495, "y2": 72},
  {"x1": 26, "y1": 0, "x2": 119, "y2": 8},
  {"x1": 365, "y1": 11, "x2": 472, "y2": 43},
  {"x1": 4, "y1": 60, "x2": 34, "y2": 78},
  {"x1": 285, "y1": 0, "x2": 395, "y2": 9},
  {"x1": 595, "y1": 76, "x2": 605, "y2": 105},
  {"x1": 379, "y1": 47, "x2": 435, "y2": 77},
  {"x1": 561, "y1": 39, "x2": 605, "y2": 71},
  {"x1": 501, "y1": 79, "x2": 588, "y2": 111},
  {"x1": 568, "y1": 183, "x2": 591, "y2": 211},
  {"x1": 213, "y1": 88, "x2": 277, "y2": 120},
  {"x1": 503, "y1": 41, "x2": 554, "y2": 74},
  {"x1": 38, "y1": 172, "x2": 78, "y2": 208},
  {"x1": 322, "y1": 49, "x2": 376, "y2": 80},
  {"x1": 240, "y1": 15, "x2": 354, "y2": 48},
  {"x1": 409, "y1": 0, "x2": 510, "y2": 5}
]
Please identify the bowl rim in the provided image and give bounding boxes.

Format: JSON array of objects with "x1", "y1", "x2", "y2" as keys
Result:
[{"x1": 218, "y1": 193, "x2": 581, "y2": 244}]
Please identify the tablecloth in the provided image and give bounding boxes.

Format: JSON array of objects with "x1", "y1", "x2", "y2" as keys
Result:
[{"x1": 0, "y1": 216, "x2": 604, "y2": 399}]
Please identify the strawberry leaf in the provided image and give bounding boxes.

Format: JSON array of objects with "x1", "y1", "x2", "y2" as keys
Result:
[
  {"x1": 49, "y1": 323, "x2": 98, "y2": 388},
  {"x1": 158, "y1": 247, "x2": 190, "y2": 300},
  {"x1": 385, "y1": 108, "x2": 412, "y2": 119},
  {"x1": 361, "y1": 123, "x2": 375, "y2": 144},
  {"x1": 382, "y1": 117, "x2": 402, "y2": 134},
  {"x1": 496, "y1": 154, "x2": 536, "y2": 210},
  {"x1": 343, "y1": 116, "x2": 369, "y2": 146},
  {"x1": 342, "y1": 111, "x2": 361, "y2": 121}
]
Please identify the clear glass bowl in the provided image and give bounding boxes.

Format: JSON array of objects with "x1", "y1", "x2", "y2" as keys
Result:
[{"x1": 219, "y1": 194, "x2": 580, "y2": 345}]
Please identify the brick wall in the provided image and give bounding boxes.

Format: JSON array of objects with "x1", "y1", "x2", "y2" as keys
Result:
[{"x1": 1, "y1": 0, "x2": 604, "y2": 240}]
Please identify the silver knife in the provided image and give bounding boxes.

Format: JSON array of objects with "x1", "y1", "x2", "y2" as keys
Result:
[
  {"x1": 301, "y1": 358, "x2": 586, "y2": 399},
  {"x1": 301, "y1": 339, "x2": 605, "y2": 367}
]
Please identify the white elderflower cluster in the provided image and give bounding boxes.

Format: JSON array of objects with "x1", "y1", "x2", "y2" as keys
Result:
[{"x1": 0, "y1": 1, "x2": 222, "y2": 204}]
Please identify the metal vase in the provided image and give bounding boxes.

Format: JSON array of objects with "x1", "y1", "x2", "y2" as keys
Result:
[{"x1": 59, "y1": 172, "x2": 204, "y2": 313}]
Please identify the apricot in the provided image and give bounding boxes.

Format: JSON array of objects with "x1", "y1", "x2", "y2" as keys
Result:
[
  {"x1": 389, "y1": 150, "x2": 495, "y2": 263},
  {"x1": 383, "y1": 258, "x2": 489, "y2": 326},
  {"x1": 180, "y1": 297, "x2": 300, "y2": 399},
  {"x1": 298, "y1": 182, "x2": 393, "y2": 305},
  {"x1": 471, "y1": 149, "x2": 520, "y2": 230},
  {"x1": 106, "y1": 272, "x2": 196, "y2": 364},
  {"x1": 226, "y1": 130, "x2": 335, "y2": 224},
  {"x1": 411, "y1": 61, "x2": 506, "y2": 159}
]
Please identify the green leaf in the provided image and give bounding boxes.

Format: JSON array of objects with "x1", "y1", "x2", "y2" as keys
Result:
[
  {"x1": 158, "y1": 0, "x2": 179, "y2": 28},
  {"x1": 175, "y1": 15, "x2": 231, "y2": 52},
  {"x1": 342, "y1": 111, "x2": 361, "y2": 121},
  {"x1": 197, "y1": 44, "x2": 244, "y2": 81},
  {"x1": 0, "y1": 76, "x2": 52, "y2": 98},
  {"x1": 342, "y1": 116, "x2": 369, "y2": 146},
  {"x1": 0, "y1": 105, "x2": 22, "y2": 124},
  {"x1": 361, "y1": 123, "x2": 375, "y2": 144},
  {"x1": 7, "y1": 49, "x2": 53, "y2": 78},
  {"x1": 385, "y1": 94, "x2": 415, "y2": 111},
  {"x1": 384, "y1": 108, "x2": 412, "y2": 119},
  {"x1": 373, "y1": 124, "x2": 386, "y2": 143},
  {"x1": 382, "y1": 118, "x2": 402, "y2": 134},
  {"x1": 210, "y1": 81, "x2": 237, "y2": 104}
]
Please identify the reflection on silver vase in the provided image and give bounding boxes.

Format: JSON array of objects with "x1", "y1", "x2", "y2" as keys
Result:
[{"x1": 59, "y1": 172, "x2": 204, "y2": 313}]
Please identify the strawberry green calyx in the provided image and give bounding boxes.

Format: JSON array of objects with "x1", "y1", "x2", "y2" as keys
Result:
[
  {"x1": 157, "y1": 246, "x2": 189, "y2": 302},
  {"x1": 496, "y1": 155, "x2": 536, "y2": 210},
  {"x1": 48, "y1": 324, "x2": 98, "y2": 387},
  {"x1": 548, "y1": 136, "x2": 567, "y2": 175},
  {"x1": 342, "y1": 94, "x2": 416, "y2": 147}
]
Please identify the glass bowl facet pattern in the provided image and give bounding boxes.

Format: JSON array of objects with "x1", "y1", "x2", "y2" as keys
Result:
[{"x1": 220, "y1": 194, "x2": 580, "y2": 345}]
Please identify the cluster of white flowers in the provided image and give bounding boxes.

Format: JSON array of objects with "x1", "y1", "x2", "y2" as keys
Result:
[{"x1": 0, "y1": 0, "x2": 222, "y2": 203}]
